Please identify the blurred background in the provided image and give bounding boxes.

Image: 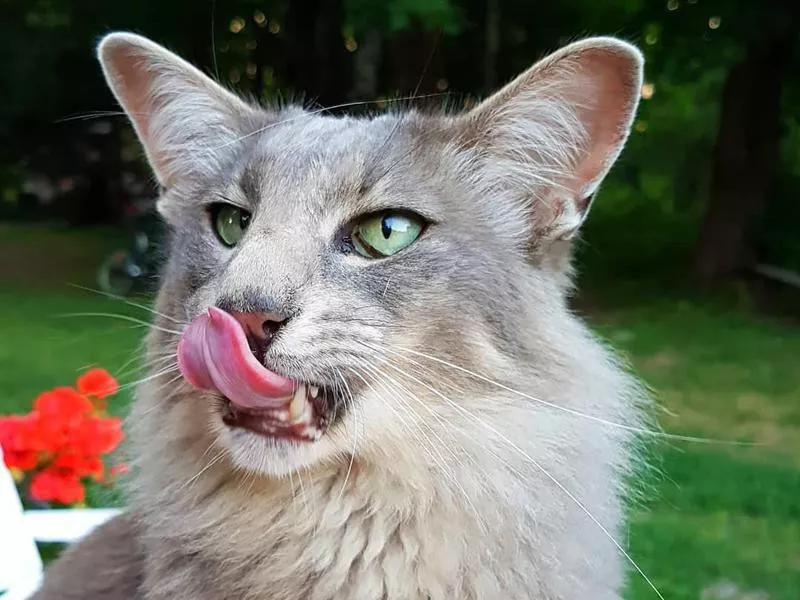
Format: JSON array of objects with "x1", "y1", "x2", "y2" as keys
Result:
[{"x1": 0, "y1": 0, "x2": 798, "y2": 598}]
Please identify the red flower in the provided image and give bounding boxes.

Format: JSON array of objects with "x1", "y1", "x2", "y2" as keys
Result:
[
  {"x1": 35, "y1": 387, "x2": 93, "y2": 421},
  {"x1": 3, "y1": 367, "x2": 124, "y2": 505},
  {"x1": 73, "y1": 416, "x2": 124, "y2": 456},
  {"x1": 29, "y1": 467, "x2": 85, "y2": 505},
  {"x1": 76, "y1": 368, "x2": 119, "y2": 399},
  {"x1": 51, "y1": 453, "x2": 105, "y2": 481},
  {"x1": 0, "y1": 414, "x2": 29, "y2": 449},
  {"x1": 2, "y1": 449, "x2": 39, "y2": 471},
  {"x1": 0, "y1": 414, "x2": 44, "y2": 468},
  {"x1": 31, "y1": 388, "x2": 93, "y2": 453}
]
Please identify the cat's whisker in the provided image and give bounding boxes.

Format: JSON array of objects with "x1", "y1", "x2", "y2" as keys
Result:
[
  {"x1": 375, "y1": 342, "x2": 757, "y2": 447},
  {"x1": 118, "y1": 347, "x2": 175, "y2": 370},
  {"x1": 365, "y1": 355, "x2": 517, "y2": 476},
  {"x1": 67, "y1": 283, "x2": 187, "y2": 326},
  {"x1": 334, "y1": 368, "x2": 359, "y2": 501},
  {"x1": 199, "y1": 440, "x2": 220, "y2": 463},
  {"x1": 54, "y1": 110, "x2": 133, "y2": 123},
  {"x1": 356, "y1": 358, "x2": 461, "y2": 461},
  {"x1": 288, "y1": 469, "x2": 300, "y2": 511},
  {"x1": 179, "y1": 448, "x2": 227, "y2": 497},
  {"x1": 113, "y1": 341, "x2": 151, "y2": 379},
  {"x1": 367, "y1": 351, "x2": 665, "y2": 600},
  {"x1": 210, "y1": 92, "x2": 449, "y2": 151},
  {"x1": 240, "y1": 463, "x2": 259, "y2": 503},
  {"x1": 55, "y1": 311, "x2": 183, "y2": 336},
  {"x1": 116, "y1": 353, "x2": 175, "y2": 382},
  {"x1": 295, "y1": 463, "x2": 312, "y2": 524},
  {"x1": 346, "y1": 366, "x2": 442, "y2": 475},
  {"x1": 135, "y1": 374, "x2": 184, "y2": 415},
  {"x1": 345, "y1": 339, "x2": 464, "y2": 397},
  {"x1": 302, "y1": 464, "x2": 320, "y2": 539},
  {"x1": 349, "y1": 361, "x2": 468, "y2": 511},
  {"x1": 117, "y1": 365, "x2": 180, "y2": 394},
  {"x1": 374, "y1": 356, "x2": 530, "y2": 486},
  {"x1": 356, "y1": 360, "x2": 488, "y2": 531}
]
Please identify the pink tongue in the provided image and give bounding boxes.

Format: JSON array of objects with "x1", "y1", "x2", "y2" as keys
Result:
[{"x1": 177, "y1": 307, "x2": 296, "y2": 409}]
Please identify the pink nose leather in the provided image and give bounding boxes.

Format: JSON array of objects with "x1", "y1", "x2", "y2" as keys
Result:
[{"x1": 228, "y1": 311, "x2": 285, "y2": 348}]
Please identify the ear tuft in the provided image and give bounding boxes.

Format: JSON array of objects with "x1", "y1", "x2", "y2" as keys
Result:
[{"x1": 97, "y1": 32, "x2": 257, "y2": 188}]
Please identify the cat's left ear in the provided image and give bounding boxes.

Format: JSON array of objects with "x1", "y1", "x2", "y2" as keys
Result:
[
  {"x1": 457, "y1": 37, "x2": 643, "y2": 244},
  {"x1": 97, "y1": 32, "x2": 259, "y2": 188}
]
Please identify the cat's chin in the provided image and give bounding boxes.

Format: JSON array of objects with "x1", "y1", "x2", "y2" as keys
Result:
[
  {"x1": 209, "y1": 381, "x2": 348, "y2": 476},
  {"x1": 222, "y1": 419, "x2": 342, "y2": 478}
]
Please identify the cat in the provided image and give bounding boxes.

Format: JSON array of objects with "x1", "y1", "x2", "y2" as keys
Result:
[{"x1": 32, "y1": 31, "x2": 649, "y2": 600}]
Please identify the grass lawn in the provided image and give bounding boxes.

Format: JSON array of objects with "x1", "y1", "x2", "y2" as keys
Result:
[
  {"x1": 1, "y1": 224, "x2": 798, "y2": 600},
  {"x1": 589, "y1": 303, "x2": 800, "y2": 600}
]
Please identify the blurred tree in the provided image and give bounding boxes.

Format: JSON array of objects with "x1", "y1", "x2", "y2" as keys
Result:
[
  {"x1": 0, "y1": 0, "x2": 798, "y2": 289},
  {"x1": 640, "y1": 0, "x2": 800, "y2": 287},
  {"x1": 631, "y1": 0, "x2": 800, "y2": 285}
]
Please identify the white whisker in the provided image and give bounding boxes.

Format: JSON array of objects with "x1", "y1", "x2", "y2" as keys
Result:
[
  {"x1": 335, "y1": 369, "x2": 359, "y2": 500},
  {"x1": 179, "y1": 449, "x2": 227, "y2": 497},
  {"x1": 380, "y1": 342, "x2": 754, "y2": 446},
  {"x1": 212, "y1": 92, "x2": 449, "y2": 151},
  {"x1": 56, "y1": 312, "x2": 182, "y2": 336},
  {"x1": 66, "y1": 283, "x2": 185, "y2": 325},
  {"x1": 357, "y1": 359, "x2": 488, "y2": 531},
  {"x1": 118, "y1": 365, "x2": 180, "y2": 394},
  {"x1": 366, "y1": 345, "x2": 664, "y2": 600}
]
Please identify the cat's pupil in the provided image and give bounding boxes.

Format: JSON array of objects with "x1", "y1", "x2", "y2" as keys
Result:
[{"x1": 381, "y1": 216, "x2": 392, "y2": 239}]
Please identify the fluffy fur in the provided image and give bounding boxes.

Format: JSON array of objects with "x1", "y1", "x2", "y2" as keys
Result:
[{"x1": 33, "y1": 33, "x2": 649, "y2": 600}]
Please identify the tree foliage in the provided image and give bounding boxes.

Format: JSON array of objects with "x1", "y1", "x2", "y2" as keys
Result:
[{"x1": 0, "y1": 0, "x2": 798, "y2": 279}]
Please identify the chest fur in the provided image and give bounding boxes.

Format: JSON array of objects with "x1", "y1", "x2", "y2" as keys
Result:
[{"x1": 140, "y1": 480, "x2": 546, "y2": 600}]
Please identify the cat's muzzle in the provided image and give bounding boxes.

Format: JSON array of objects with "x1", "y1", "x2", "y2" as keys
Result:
[{"x1": 177, "y1": 306, "x2": 339, "y2": 442}]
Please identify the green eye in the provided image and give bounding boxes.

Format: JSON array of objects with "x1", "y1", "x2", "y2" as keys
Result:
[
  {"x1": 211, "y1": 203, "x2": 251, "y2": 247},
  {"x1": 352, "y1": 211, "x2": 424, "y2": 258}
]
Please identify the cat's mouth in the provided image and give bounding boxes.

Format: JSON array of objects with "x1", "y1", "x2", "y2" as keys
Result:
[
  {"x1": 220, "y1": 382, "x2": 337, "y2": 442},
  {"x1": 177, "y1": 307, "x2": 342, "y2": 443}
]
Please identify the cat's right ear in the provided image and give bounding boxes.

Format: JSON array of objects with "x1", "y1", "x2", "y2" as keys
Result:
[{"x1": 97, "y1": 32, "x2": 257, "y2": 188}]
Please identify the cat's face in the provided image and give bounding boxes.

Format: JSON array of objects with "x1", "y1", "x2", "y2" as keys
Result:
[
  {"x1": 98, "y1": 33, "x2": 642, "y2": 477},
  {"x1": 162, "y1": 113, "x2": 530, "y2": 474}
]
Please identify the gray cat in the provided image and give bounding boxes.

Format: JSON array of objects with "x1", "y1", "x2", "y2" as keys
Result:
[{"x1": 32, "y1": 32, "x2": 650, "y2": 599}]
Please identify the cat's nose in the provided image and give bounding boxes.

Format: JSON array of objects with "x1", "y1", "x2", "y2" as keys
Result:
[{"x1": 229, "y1": 311, "x2": 287, "y2": 361}]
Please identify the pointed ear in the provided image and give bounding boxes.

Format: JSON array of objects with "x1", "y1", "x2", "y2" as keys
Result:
[
  {"x1": 97, "y1": 32, "x2": 258, "y2": 188},
  {"x1": 458, "y1": 37, "x2": 643, "y2": 244}
]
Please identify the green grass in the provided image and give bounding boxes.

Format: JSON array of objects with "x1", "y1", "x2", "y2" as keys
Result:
[
  {"x1": 0, "y1": 222, "x2": 127, "y2": 292},
  {"x1": 627, "y1": 447, "x2": 800, "y2": 600},
  {"x1": 590, "y1": 304, "x2": 800, "y2": 600},
  {"x1": 0, "y1": 288, "x2": 143, "y2": 416},
  {"x1": 1, "y1": 224, "x2": 798, "y2": 600}
]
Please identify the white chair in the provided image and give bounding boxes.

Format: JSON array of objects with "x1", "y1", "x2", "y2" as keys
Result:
[{"x1": 0, "y1": 445, "x2": 121, "y2": 599}]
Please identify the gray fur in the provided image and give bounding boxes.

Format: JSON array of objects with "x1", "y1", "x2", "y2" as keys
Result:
[{"x1": 33, "y1": 33, "x2": 650, "y2": 599}]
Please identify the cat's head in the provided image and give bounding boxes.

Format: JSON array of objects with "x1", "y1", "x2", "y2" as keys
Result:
[{"x1": 98, "y1": 33, "x2": 642, "y2": 479}]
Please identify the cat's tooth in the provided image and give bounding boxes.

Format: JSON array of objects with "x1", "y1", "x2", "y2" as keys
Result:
[
  {"x1": 289, "y1": 385, "x2": 307, "y2": 421},
  {"x1": 309, "y1": 385, "x2": 320, "y2": 399}
]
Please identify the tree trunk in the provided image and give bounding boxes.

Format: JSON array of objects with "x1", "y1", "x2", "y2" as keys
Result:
[
  {"x1": 283, "y1": 0, "x2": 349, "y2": 108},
  {"x1": 484, "y1": 0, "x2": 500, "y2": 92},
  {"x1": 283, "y1": 0, "x2": 322, "y2": 103},
  {"x1": 349, "y1": 28, "x2": 383, "y2": 101},
  {"x1": 692, "y1": 35, "x2": 792, "y2": 287},
  {"x1": 387, "y1": 24, "x2": 445, "y2": 110}
]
